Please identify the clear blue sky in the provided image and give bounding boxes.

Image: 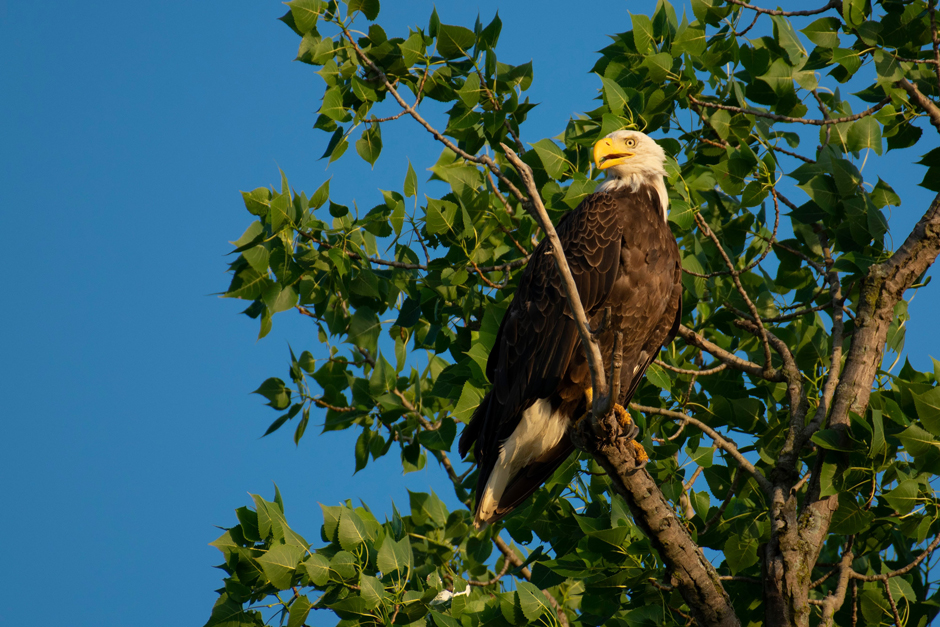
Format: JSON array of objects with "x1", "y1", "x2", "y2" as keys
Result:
[{"x1": 2, "y1": 1, "x2": 937, "y2": 625}]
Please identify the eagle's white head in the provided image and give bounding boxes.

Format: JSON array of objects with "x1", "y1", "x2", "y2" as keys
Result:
[{"x1": 593, "y1": 129, "x2": 669, "y2": 220}]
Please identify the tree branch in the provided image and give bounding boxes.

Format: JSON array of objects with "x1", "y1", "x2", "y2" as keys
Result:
[
  {"x1": 500, "y1": 144, "x2": 611, "y2": 420},
  {"x1": 726, "y1": 0, "x2": 841, "y2": 17},
  {"x1": 897, "y1": 78, "x2": 940, "y2": 134},
  {"x1": 677, "y1": 325, "x2": 785, "y2": 382},
  {"x1": 850, "y1": 533, "x2": 940, "y2": 582},
  {"x1": 632, "y1": 403, "x2": 773, "y2": 495},
  {"x1": 695, "y1": 213, "x2": 774, "y2": 370},
  {"x1": 338, "y1": 24, "x2": 528, "y2": 204},
  {"x1": 688, "y1": 95, "x2": 890, "y2": 126}
]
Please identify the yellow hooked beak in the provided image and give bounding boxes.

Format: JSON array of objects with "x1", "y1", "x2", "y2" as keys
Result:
[{"x1": 593, "y1": 137, "x2": 634, "y2": 170}]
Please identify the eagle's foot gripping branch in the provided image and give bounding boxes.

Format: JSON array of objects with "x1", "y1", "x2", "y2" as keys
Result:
[{"x1": 614, "y1": 404, "x2": 648, "y2": 468}]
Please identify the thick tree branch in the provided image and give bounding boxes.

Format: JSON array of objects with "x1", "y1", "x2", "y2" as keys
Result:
[
  {"x1": 897, "y1": 78, "x2": 940, "y2": 133},
  {"x1": 498, "y1": 146, "x2": 738, "y2": 626}
]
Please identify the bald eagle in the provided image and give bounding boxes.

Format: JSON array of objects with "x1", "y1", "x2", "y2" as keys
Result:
[{"x1": 458, "y1": 130, "x2": 682, "y2": 529}]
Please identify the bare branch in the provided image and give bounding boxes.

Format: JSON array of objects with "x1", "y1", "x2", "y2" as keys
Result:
[
  {"x1": 883, "y1": 580, "x2": 902, "y2": 627},
  {"x1": 819, "y1": 540, "x2": 856, "y2": 626},
  {"x1": 695, "y1": 212, "x2": 774, "y2": 369},
  {"x1": 688, "y1": 95, "x2": 890, "y2": 126},
  {"x1": 337, "y1": 24, "x2": 527, "y2": 203},
  {"x1": 656, "y1": 359, "x2": 728, "y2": 376},
  {"x1": 492, "y1": 535, "x2": 532, "y2": 580},
  {"x1": 850, "y1": 534, "x2": 940, "y2": 582},
  {"x1": 631, "y1": 403, "x2": 773, "y2": 495},
  {"x1": 677, "y1": 325, "x2": 785, "y2": 382},
  {"x1": 500, "y1": 144, "x2": 610, "y2": 419},
  {"x1": 735, "y1": 11, "x2": 761, "y2": 36},
  {"x1": 726, "y1": 0, "x2": 840, "y2": 17}
]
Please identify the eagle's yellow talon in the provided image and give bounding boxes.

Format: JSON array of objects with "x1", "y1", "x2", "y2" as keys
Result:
[
  {"x1": 613, "y1": 403, "x2": 631, "y2": 428},
  {"x1": 631, "y1": 440, "x2": 649, "y2": 464}
]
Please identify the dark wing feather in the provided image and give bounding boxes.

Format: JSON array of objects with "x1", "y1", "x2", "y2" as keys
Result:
[{"x1": 459, "y1": 193, "x2": 622, "y2": 465}]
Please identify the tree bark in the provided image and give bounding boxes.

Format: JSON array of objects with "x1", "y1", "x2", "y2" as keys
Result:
[{"x1": 573, "y1": 415, "x2": 741, "y2": 627}]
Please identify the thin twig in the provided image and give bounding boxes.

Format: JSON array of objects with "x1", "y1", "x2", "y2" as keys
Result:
[
  {"x1": 492, "y1": 535, "x2": 532, "y2": 580},
  {"x1": 630, "y1": 403, "x2": 773, "y2": 495},
  {"x1": 688, "y1": 95, "x2": 890, "y2": 126},
  {"x1": 338, "y1": 24, "x2": 528, "y2": 203},
  {"x1": 695, "y1": 212, "x2": 774, "y2": 370},
  {"x1": 501, "y1": 144, "x2": 611, "y2": 421},
  {"x1": 677, "y1": 325, "x2": 784, "y2": 382},
  {"x1": 883, "y1": 580, "x2": 902, "y2": 627},
  {"x1": 656, "y1": 359, "x2": 728, "y2": 376},
  {"x1": 726, "y1": 0, "x2": 840, "y2": 16},
  {"x1": 850, "y1": 534, "x2": 940, "y2": 581},
  {"x1": 735, "y1": 11, "x2": 761, "y2": 36}
]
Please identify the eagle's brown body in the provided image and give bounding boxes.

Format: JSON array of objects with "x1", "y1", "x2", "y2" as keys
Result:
[{"x1": 458, "y1": 183, "x2": 682, "y2": 527}]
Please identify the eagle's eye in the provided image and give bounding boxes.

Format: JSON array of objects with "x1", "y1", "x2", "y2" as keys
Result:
[{"x1": 625, "y1": 138, "x2": 636, "y2": 147}]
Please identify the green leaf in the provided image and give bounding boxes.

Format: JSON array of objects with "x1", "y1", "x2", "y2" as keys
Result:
[
  {"x1": 842, "y1": 0, "x2": 865, "y2": 28},
  {"x1": 309, "y1": 178, "x2": 330, "y2": 209},
  {"x1": 644, "y1": 362, "x2": 671, "y2": 391},
  {"x1": 811, "y1": 429, "x2": 852, "y2": 452},
  {"x1": 830, "y1": 494, "x2": 873, "y2": 534},
  {"x1": 321, "y1": 87, "x2": 349, "y2": 122},
  {"x1": 355, "y1": 124, "x2": 382, "y2": 166},
  {"x1": 516, "y1": 581, "x2": 549, "y2": 622},
  {"x1": 304, "y1": 554, "x2": 331, "y2": 586},
  {"x1": 253, "y1": 378, "x2": 291, "y2": 410},
  {"x1": 530, "y1": 139, "x2": 567, "y2": 179},
  {"x1": 771, "y1": 15, "x2": 806, "y2": 64},
  {"x1": 898, "y1": 424, "x2": 940, "y2": 458},
  {"x1": 673, "y1": 23, "x2": 706, "y2": 56},
  {"x1": 359, "y1": 574, "x2": 385, "y2": 609},
  {"x1": 884, "y1": 479, "x2": 919, "y2": 515},
  {"x1": 870, "y1": 178, "x2": 900, "y2": 209},
  {"x1": 417, "y1": 418, "x2": 457, "y2": 451},
  {"x1": 257, "y1": 544, "x2": 305, "y2": 589},
  {"x1": 914, "y1": 387, "x2": 940, "y2": 436},
  {"x1": 426, "y1": 198, "x2": 458, "y2": 234},
  {"x1": 801, "y1": 17, "x2": 841, "y2": 48},
  {"x1": 600, "y1": 76, "x2": 629, "y2": 116},
  {"x1": 338, "y1": 508, "x2": 372, "y2": 550},
  {"x1": 642, "y1": 52, "x2": 673, "y2": 83},
  {"x1": 631, "y1": 13, "x2": 654, "y2": 55},
  {"x1": 287, "y1": 595, "x2": 313, "y2": 627},
  {"x1": 347, "y1": 0, "x2": 380, "y2": 20},
  {"x1": 847, "y1": 116, "x2": 882, "y2": 155},
  {"x1": 286, "y1": 0, "x2": 325, "y2": 34},
  {"x1": 458, "y1": 72, "x2": 480, "y2": 108},
  {"x1": 377, "y1": 536, "x2": 412, "y2": 574},
  {"x1": 241, "y1": 188, "x2": 272, "y2": 217},
  {"x1": 724, "y1": 534, "x2": 759, "y2": 574},
  {"x1": 436, "y1": 24, "x2": 475, "y2": 59},
  {"x1": 409, "y1": 490, "x2": 448, "y2": 527},
  {"x1": 404, "y1": 160, "x2": 418, "y2": 198}
]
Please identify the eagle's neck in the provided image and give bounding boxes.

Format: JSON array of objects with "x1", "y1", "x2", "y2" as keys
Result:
[{"x1": 598, "y1": 172, "x2": 669, "y2": 222}]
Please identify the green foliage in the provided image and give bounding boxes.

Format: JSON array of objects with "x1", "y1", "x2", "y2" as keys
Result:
[{"x1": 211, "y1": 0, "x2": 940, "y2": 625}]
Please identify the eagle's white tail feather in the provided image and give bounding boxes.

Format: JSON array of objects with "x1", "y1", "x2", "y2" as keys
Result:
[{"x1": 473, "y1": 399, "x2": 568, "y2": 529}]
